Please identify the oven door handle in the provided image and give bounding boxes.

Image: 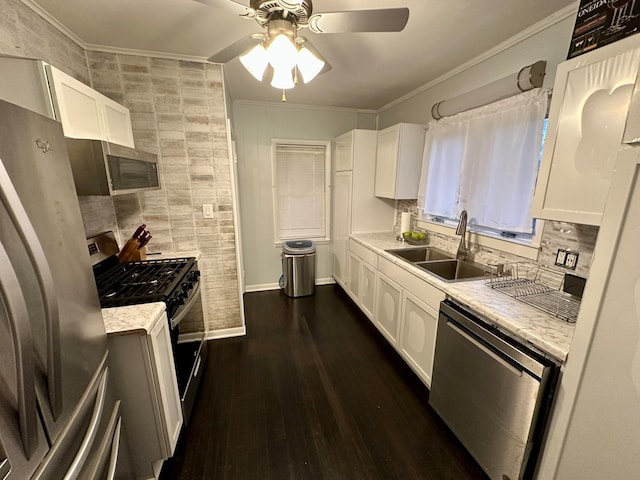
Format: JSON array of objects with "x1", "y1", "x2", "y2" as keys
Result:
[{"x1": 170, "y1": 281, "x2": 201, "y2": 330}]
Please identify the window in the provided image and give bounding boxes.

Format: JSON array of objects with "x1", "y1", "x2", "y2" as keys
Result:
[
  {"x1": 418, "y1": 89, "x2": 549, "y2": 242},
  {"x1": 272, "y1": 140, "x2": 331, "y2": 242}
]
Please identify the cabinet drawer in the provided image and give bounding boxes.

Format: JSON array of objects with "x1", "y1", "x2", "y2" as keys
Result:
[
  {"x1": 378, "y1": 256, "x2": 445, "y2": 310},
  {"x1": 349, "y1": 239, "x2": 377, "y2": 267}
]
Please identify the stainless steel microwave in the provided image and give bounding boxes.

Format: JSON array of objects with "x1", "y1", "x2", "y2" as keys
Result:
[{"x1": 65, "y1": 138, "x2": 160, "y2": 196}]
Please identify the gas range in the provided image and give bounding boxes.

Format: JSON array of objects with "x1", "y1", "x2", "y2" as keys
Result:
[
  {"x1": 87, "y1": 231, "x2": 207, "y2": 423},
  {"x1": 93, "y1": 256, "x2": 200, "y2": 328}
]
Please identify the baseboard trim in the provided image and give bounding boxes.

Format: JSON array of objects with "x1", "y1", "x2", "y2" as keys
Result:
[
  {"x1": 246, "y1": 277, "x2": 335, "y2": 293},
  {"x1": 205, "y1": 326, "x2": 247, "y2": 340}
]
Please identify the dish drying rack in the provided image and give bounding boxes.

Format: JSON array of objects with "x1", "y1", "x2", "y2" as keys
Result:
[{"x1": 484, "y1": 262, "x2": 581, "y2": 323}]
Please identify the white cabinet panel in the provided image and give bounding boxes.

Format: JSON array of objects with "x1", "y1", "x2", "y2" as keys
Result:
[
  {"x1": 334, "y1": 131, "x2": 354, "y2": 171},
  {"x1": 47, "y1": 65, "x2": 135, "y2": 148},
  {"x1": 532, "y1": 34, "x2": 640, "y2": 225},
  {"x1": 103, "y1": 98, "x2": 135, "y2": 148},
  {"x1": 374, "y1": 123, "x2": 425, "y2": 200},
  {"x1": 360, "y1": 262, "x2": 376, "y2": 320},
  {"x1": 148, "y1": 316, "x2": 182, "y2": 457},
  {"x1": 347, "y1": 253, "x2": 361, "y2": 303},
  {"x1": 399, "y1": 292, "x2": 438, "y2": 387},
  {"x1": 107, "y1": 312, "x2": 182, "y2": 479},
  {"x1": 48, "y1": 65, "x2": 104, "y2": 140},
  {"x1": 332, "y1": 171, "x2": 352, "y2": 288},
  {"x1": 374, "y1": 272, "x2": 402, "y2": 347}
]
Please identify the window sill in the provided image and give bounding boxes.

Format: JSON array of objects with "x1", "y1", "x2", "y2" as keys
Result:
[{"x1": 415, "y1": 219, "x2": 541, "y2": 260}]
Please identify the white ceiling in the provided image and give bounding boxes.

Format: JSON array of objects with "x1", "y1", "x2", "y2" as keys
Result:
[{"x1": 30, "y1": 0, "x2": 578, "y2": 110}]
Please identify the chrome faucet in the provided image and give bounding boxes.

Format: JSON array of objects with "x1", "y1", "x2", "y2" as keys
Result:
[{"x1": 456, "y1": 210, "x2": 469, "y2": 261}]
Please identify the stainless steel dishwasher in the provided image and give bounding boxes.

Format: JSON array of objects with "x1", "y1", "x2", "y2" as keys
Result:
[{"x1": 429, "y1": 300, "x2": 559, "y2": 480}]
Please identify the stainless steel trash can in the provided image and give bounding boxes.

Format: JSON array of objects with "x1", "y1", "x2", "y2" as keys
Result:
[{"x1": 282, "y1": 240, "x2": 316, "y2": 297}]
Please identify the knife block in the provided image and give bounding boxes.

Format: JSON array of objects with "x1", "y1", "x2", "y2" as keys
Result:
[{"x1": 118, "y1": 240, "x2": 146, "y2": 263}]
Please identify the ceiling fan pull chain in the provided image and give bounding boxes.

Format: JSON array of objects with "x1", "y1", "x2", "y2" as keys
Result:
[{"x1": 282, "y1": 89, "x2": 287, "y2": 102}]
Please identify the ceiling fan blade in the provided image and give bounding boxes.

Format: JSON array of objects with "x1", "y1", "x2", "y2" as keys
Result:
[
  {"x1": 208, "y1": 35, "x2": 262, "y2": 63},
  {"x1": 192, "y1": 0, "x2": 252, "y2": 17},
  {"x1": 308, "y1": 8, "x2": 410, "y2": 34}
]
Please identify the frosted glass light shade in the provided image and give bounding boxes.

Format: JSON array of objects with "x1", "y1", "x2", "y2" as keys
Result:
[
  {"x1": 239, "y1": 44, "x2": 269, "y2": 81},
  {"x1": 267, "y1": 34, "x2": 298, "y2": 70},
  {"x1": 297, "y1": 46, "x2": 324, "y2": 83},
  {"x1": 271, "y1": 67, "x2": 295, "y2": 89}
]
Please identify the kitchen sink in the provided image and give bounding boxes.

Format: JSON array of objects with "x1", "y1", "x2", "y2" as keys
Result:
[
  {"x1": 415, "y1": 259, "x2": 486, "y2": 282},
  {"x1": 386, "y1": 246, "x2": 453, "y2": 263}
]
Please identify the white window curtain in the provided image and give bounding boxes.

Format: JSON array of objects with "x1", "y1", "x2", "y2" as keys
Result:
[
  {"x1": 275, "y1": 144, "x2": 327, "y2": 240},
  {"x1": 418, "y1": 88, "x2": 549, "y2": 233}
]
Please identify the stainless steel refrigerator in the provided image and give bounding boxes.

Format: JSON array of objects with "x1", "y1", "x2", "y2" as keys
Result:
[{"x1": 0, "y1": 99, "x2": 128, "y2": 479}]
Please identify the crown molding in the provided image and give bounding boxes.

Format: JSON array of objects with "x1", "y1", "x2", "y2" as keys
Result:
[
  {"x1": 84, "y1": 44, "x2": 209, "y2": 63},
  {"x1": 233, "y1": 99, "x2": 376, "y2": 114},
  {"x1": 377, "y1": 1, "x2": 579, "y2": 114},
  {"x1": 20, "y1": 0, "x2": 87, "y2": 48}
]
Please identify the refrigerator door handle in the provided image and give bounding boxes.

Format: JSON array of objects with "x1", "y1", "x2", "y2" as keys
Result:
[
  {"x1": 106, "y1": 417, "x2": 122, "y2": 480},
  {"x1": 0, "y1": 240, "x2": 39, "y2": 459},
  {"x1": 0, "y1": 160, "x2": 62, "y2": 419},
  {"x1": 63, "y1": 369, "x2": 109, "y2": 480}
]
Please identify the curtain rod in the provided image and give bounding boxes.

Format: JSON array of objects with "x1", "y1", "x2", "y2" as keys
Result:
[{"x1": 431, "y1": 60, "x2": 546, "y2": 120}]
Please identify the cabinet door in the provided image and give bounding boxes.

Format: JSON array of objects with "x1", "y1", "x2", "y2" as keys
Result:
[
  {"x1": 374, "y1": 126, "x2": 400, "y2": 198},
  {"x1": 399, "y1": 292, "x2": 438, "y2": 387},
  {"x1": 359, "y1": 262, "x2": 376, "y2": 321},
  {"x1": 374, "y1": 272, "x2": 401, "y2": 347},
  {"x1": 347, "y1": 253, "x2": 361, "y2": 303},
  {"x1": 334, "y1": 131, "x2": 354, "y2": 171},
  {"x1": 332, "y1": 171, "x2": 352, "y2": 288},
  {"x1": 532, "y1": 37, "x2": 640, "y2": 225},
  {"x1": 47, "y1": 65, "x2": 104, "y2": 140},
  {"x1": 148, "y1": 316, "x2": 182, "y2": 458},
  {"x1": 102, "y1": 97, "x2": 135, "y2": 148}
]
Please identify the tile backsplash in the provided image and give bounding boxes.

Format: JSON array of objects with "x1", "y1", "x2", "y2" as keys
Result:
[{"x1": 394, "y1": 201, "x2": 598, "y2": 279}]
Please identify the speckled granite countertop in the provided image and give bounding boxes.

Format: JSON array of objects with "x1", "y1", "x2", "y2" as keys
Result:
[
  {"x1": 351, "y1": 232, "x2": 575, "y2": 362},
  {"x1": 102, "y1": 302, "x2": 166, "y2": 336},
  {"x1": 101, "y1": 250, "x2": 201, "y2": 336}
]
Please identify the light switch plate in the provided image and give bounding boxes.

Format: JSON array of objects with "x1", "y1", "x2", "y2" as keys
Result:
[{"x1": 202, "y1": 204, "x2": 214, "y2": 219}]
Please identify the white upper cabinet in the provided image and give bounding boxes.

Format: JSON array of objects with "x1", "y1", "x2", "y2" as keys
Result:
[
  {"x1": 47, "y1": 65, "x2": 135, "y2": 148},
  {"x1": 374, "y1": 123, "x2": 425, "y2": 199},
  {"x1": 532, "y1": 34, "x2": 640, "y2": 225}
]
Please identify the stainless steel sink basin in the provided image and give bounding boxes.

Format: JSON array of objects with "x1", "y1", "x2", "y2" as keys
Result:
[
  {"x1": 386, "y1": 246, "x2": 453, "y2": 263},
  {"x1": 415, "y1": 259, "x2": 486, "y2": 282}
]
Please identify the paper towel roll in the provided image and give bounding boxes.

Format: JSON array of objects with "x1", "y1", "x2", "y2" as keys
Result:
[{"x1": 400, "y1": 212, "x2": 411, "y2": 234}]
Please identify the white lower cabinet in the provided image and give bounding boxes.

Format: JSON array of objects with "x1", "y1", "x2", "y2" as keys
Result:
[
  {"x1": 339, "y1": 241, "x2": 445, "y2": 388},
  {"x1": 399, "y1": 292, "x2": 439, "y2": 387},
  {"x1": 374, "y1": 272, "x2": 402, "y2": 347},
  {"x1": 107, "y1": 312, "x2": 182, "y2": 479},
  {"x1": 359, "y1": 262, "x2": 376, "y2": 319},
  {"x1": 347, "y1": 253, "x2": 361, "y2": 303}
]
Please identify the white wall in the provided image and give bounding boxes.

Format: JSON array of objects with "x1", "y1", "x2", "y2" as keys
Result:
[
  {"x1": 378, "y1": 12, "x2": 576, "y2": 129},
  {"x1": 233, "y1": 101, "x2": 375, "y2": 289}
]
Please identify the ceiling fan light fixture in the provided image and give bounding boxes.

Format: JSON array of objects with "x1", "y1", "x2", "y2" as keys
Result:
[
  {"x1": 297, "y1": 46, "x2": 324, "y2": 83},
  {"x1": 271, "y1": 67, "x2": 295, "y2": 89},
  {"x1": 239, "y1": 44, "x2": 269, "y2": 81},
  {"x1": 267, "y1": 33, "x2": 298, "y2": 70}
]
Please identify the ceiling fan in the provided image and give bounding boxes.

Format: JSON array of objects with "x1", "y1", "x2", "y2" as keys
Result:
[{"x1": 194, "y1": 0, "x2": 410, "y2": 97}]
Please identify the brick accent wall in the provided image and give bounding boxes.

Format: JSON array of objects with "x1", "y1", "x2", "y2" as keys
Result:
[
  {"x1": 86, "y1": 52, "x2": 241, "y2": 331},
  {"x1": 0, "y1": 0, "x2": 243, "y2": 333}
]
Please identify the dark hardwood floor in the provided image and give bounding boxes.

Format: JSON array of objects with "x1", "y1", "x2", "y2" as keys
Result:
[{"x1": 160, "y1": 285, "x2": 487, "y2": 480}]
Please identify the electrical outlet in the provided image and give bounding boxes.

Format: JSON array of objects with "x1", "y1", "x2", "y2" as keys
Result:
[
  {"x1": 202, "y1": 204, "x2": 214, "y2": 219},
  {"x1": 555, "y1": 249, "x2": 567, "y2": 266},
  {"x1": 565, "y1": 251, "x2": 579, "y2": 269}
]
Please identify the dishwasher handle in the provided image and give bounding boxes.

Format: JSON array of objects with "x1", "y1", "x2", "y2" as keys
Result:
[{"x1": 439, "y1": 300, "x2": 551, "y2": 379}]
